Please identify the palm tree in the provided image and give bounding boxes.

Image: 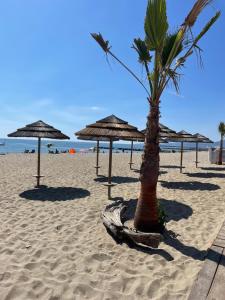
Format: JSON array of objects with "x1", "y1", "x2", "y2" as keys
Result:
[
  {"x1": 218, "y1": 122, "x2": 225, "y2": 165},
  {"x1": 92, "y1": 0, "x2": 220, "y2": 232}
]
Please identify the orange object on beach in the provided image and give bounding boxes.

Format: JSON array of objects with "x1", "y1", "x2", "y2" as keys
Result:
[{"x1": 69, "y1": 148, "x2": 76, "y2": 154}]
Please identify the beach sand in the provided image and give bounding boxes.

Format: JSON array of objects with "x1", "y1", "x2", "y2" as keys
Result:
[{"x1": 0, "y1": 151, "x2": 225, "y2": 300}]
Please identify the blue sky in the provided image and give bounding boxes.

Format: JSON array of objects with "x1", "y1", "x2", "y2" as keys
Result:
[{"x1": 0, "y1": 0, "x2": 224, "y2": 141}]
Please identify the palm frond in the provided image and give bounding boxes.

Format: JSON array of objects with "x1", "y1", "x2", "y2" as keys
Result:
[
  {"x1": 162, "y1": 32, "x2": 183, "y2": 67},
  {"x1": 148, "y1": 71, "x2": 155, "y2": 82},
  {"x1": 167, "y1": 69, "x2": 181, "y2": 93},
  {"x1": 175, "y1": 11, "x2": 220, "y2": 69},
  {"x1": 144, "y1": 0, "x2": 168, "y2": 51},
  {"x1": 184, "y1": 0, "x2": 212, "y2": 27},
  {"x1": 91, "y1": 33, "x2": 111, "y2": 53},
  {"x1": 91, "y1": 33, "x2": 149, "y2": 95},
  {"x1": 194, "y1": 44, "x2": 204, "y2": 67},
  {"x1": 132, "y1": 38, "x2": 151, "y2": 64},
  {"x1": 176, "y1": 50, "x2": 193, "y2": 68},
  {"x1": 162, "y1": 28, "x2": 185, "y2": 70},
  {"x1": 194, "y1": 11, "x2": 221, "y2": 44},
  {"x1": 218, "y1": 122, "x2": 225, "y2": 135}
]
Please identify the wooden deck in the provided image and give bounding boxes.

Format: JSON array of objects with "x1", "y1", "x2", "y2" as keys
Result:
[{"x1": 188, "y1": 221, "x2": 225, "y2": 300}]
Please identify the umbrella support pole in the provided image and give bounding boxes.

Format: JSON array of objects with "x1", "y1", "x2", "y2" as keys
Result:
[
  {"x1": 180, "y1": 142, "x2": 184, "y2": 173},
  {"x1": 129, "y1": 140, "x2": 134, "y2": 170},
  {"x1": 94, "y1": 140, "x2": 100, "y2": 176},
  {"x1": 108, "y1": 139, "x2": 113, "y2": 199},
  {"x1": 104, "y1": 139, "x2": 115, "y2": 200},
  {"x1": 195, "y1": 142, "x2": 199, "y2": 168},
  {"x1": 35, "y1": 137, "x2": 42, "y2": 187}
]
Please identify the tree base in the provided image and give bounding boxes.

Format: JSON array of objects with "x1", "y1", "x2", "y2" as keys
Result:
[
  {"x1": 102, "y1": 200, "x2": 163, "y2": 248},
  {"x1": 134, "y1": 221, "x2": 165, "y2": 234}
]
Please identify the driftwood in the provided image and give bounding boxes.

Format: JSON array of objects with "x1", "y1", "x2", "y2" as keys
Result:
[{"x1": 102, "y1": 201, "x2": 163, "y2": 248}]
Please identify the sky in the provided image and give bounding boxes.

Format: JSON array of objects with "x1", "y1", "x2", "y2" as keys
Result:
[{"x1": 0, "y1": 0, "x2": 224, "y2": 141}]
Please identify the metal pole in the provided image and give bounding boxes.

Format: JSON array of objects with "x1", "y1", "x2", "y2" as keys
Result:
[
  {"x1": 108, "y1": 138, "x2": 113, "y2": 199},
  {"x1": 195, "y1": 142, "x2": 199, "y2": 168},
  {"x1": 129, "y1": 140, "x2": 134, "y2": 170},
  {"x1": 95, "y1": 140, "x2": 100, "y2": 176},
  {"x1": 37, "y1": 137, "x2": 41, "y2": 187},
  {"x1": 180, "y1": 141, "x2": 184, "y2": 173}
]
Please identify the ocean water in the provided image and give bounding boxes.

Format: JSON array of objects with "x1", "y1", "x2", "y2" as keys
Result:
[
  {"x1": 0, "y1": 138, "x2": 214, "y2": 153},
  {"x1": 0, "y1": 138, "x2": 144, "y2": 154},
  {"x1": 0, "y1": 138, "x2": 214, "y2": 154}
]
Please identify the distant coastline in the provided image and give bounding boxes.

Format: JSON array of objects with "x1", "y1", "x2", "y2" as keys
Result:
[{"x1": 0, "y1": 137, "x2": 217, "y2": 154}]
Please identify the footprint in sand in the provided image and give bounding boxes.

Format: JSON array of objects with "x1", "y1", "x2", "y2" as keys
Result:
[{"x1": 92, "y1": 253, "x2": 111, "y2": 262}]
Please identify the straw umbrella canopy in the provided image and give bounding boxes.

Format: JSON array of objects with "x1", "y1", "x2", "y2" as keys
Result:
[
  {"x1": 142, "y1": 123, "x2": 178, "y2": 140},
  {"x1": 168, "y1": 130, "x2": 200, "y2": 173},
  {"x1": 75, "y1": 114, "x2": 144, "y2": 199},
  {"x1": 193, "y1": 133, "x2": 213, "y2": 168},
  {"x1": 8, "y1": 120, "x2": 69, "y2": 187}
]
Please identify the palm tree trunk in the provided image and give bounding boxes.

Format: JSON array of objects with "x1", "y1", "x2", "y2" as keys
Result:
[
  {"x1": 218, "y1": 134, "x2": 223, "y2": 165},
  {"x1": 134, "y1": 99, "x2": 160, "y2": 232}
]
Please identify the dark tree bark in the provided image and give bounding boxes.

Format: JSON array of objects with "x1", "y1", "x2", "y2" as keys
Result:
[
  {"x1": 218, "y1": 134, "x2": 224, "y2": 165},
  {"x1": 134, "y1": 98, "x2": 160, "y2": 232}
]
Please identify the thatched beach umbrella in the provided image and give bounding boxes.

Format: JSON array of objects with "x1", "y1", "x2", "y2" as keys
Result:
[
  {"x1": 193, "y1": 133, "x2": 213, "y2": 168},
  {"x1": 169, "y1": 130, "x2": 200, "y2": 173},
  {"x1": 158, "y1": 123, "x2": 178, "y2": 139},
  {"x1": 75, "y1": 115, "x2": 144, "y2": 199},
  {"x1": 142, "y1": 123, "x2": 178, "y2": 140},
  {"x1": 142, "y1": 123, "x2": 176, "y2": 148},
  {"x1": 8, "y1": 120, "x2": 69, "y2": 187}
]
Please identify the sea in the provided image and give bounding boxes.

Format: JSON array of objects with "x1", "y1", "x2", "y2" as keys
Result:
[{"x1": 0, "y1": 138, "x2": 216, "y2": 154}]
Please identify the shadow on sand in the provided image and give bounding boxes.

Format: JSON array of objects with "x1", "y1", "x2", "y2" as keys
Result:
[
  {"x1": 111, "y1": 198, "x2": 207, "y2": 261},
  {"x1": 163, "y1": 230, "x2": 207, "y2": 261},
  {"x1": 123, "y1": 198, "x2": 192, "y2": 223},
  {"x1": 201, "y1": 167, "x2": 225, "y2": 172},
  {"x1": 160, "y1": 165, "x2": 184, "y2": 170},
  {"x1": 132, "y1": 169, "x2": 168, "y2": 175},
  {"x1": 160, "y1": 180, "x2": 220, "y2": 191},
  {"x1": 94, "y1": 176, "x2": 139, "y2": 184},
  {"x1": 159, "y1": 170, "x2": 168, "y2": 175},
  {"x1": 105, "y1": 225, "x2": 175, "y2": 261},
  {"x1": 20, "y1": 186, "x2": 90, "y2": 201},
  {"x1": 136, "y1": 230, "x2": 225, "y2": 263},
  {"x1": 185, "y1": 172, "x2": 225, "y2": 179},
  {"x1": 160, "y1": 199, "x2": 193, "y2": 221}
]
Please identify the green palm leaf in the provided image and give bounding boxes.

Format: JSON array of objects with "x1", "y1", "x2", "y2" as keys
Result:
[
  {"x1": 194, "y1": 11, "x2": 221, "y2": 44},
  {"x1": 91, "y1": 33, "x2": 111, "y2": 53},
  {"x1": 132, "y1": 38, "x2": 151, "y2": 64},
  {"x1": 162, "y1": 32, "x2": 183, "y2": 67},
  {"x1": 145, "y1": 0, "x2": 168, "y2": 51},
  {"x1": 218, "y1": 122, "x2": 225, "y2": 136},
  {"x1": 167, "y1": 69, "x2": 181, "y2": 93}
]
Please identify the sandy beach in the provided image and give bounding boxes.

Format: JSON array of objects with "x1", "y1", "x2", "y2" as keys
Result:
[{"x1": 0, "y1": 151, "x2": 225, "y2": 300}]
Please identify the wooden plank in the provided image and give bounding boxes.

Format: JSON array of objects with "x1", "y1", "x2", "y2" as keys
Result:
[
  {"x1": 216, "y1": 234, "x2": 225, "y2": 241},
  {"x1": 213, "y1": 239, "x2": 225, "y2": 248},
  {"x1": 217, "y1": 230, "x2": 225, "y2": 237},
  {"x1": 188, "y1": 246, "x2": 223, "y2": 300},
  {"x1": 218, "y1": 227, "x2": 225, "y2": 233},
  {"x1": 207, "y1": 249, "x2": 225, "y2": 299}
]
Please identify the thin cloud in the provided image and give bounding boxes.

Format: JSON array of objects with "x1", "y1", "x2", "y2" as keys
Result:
[
  {"x1": 89, "y1": 106, "x2": 103, "y2": 111},
  {"x1": 0, "y1": 98, "x2": 106, "y2": 137}
]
